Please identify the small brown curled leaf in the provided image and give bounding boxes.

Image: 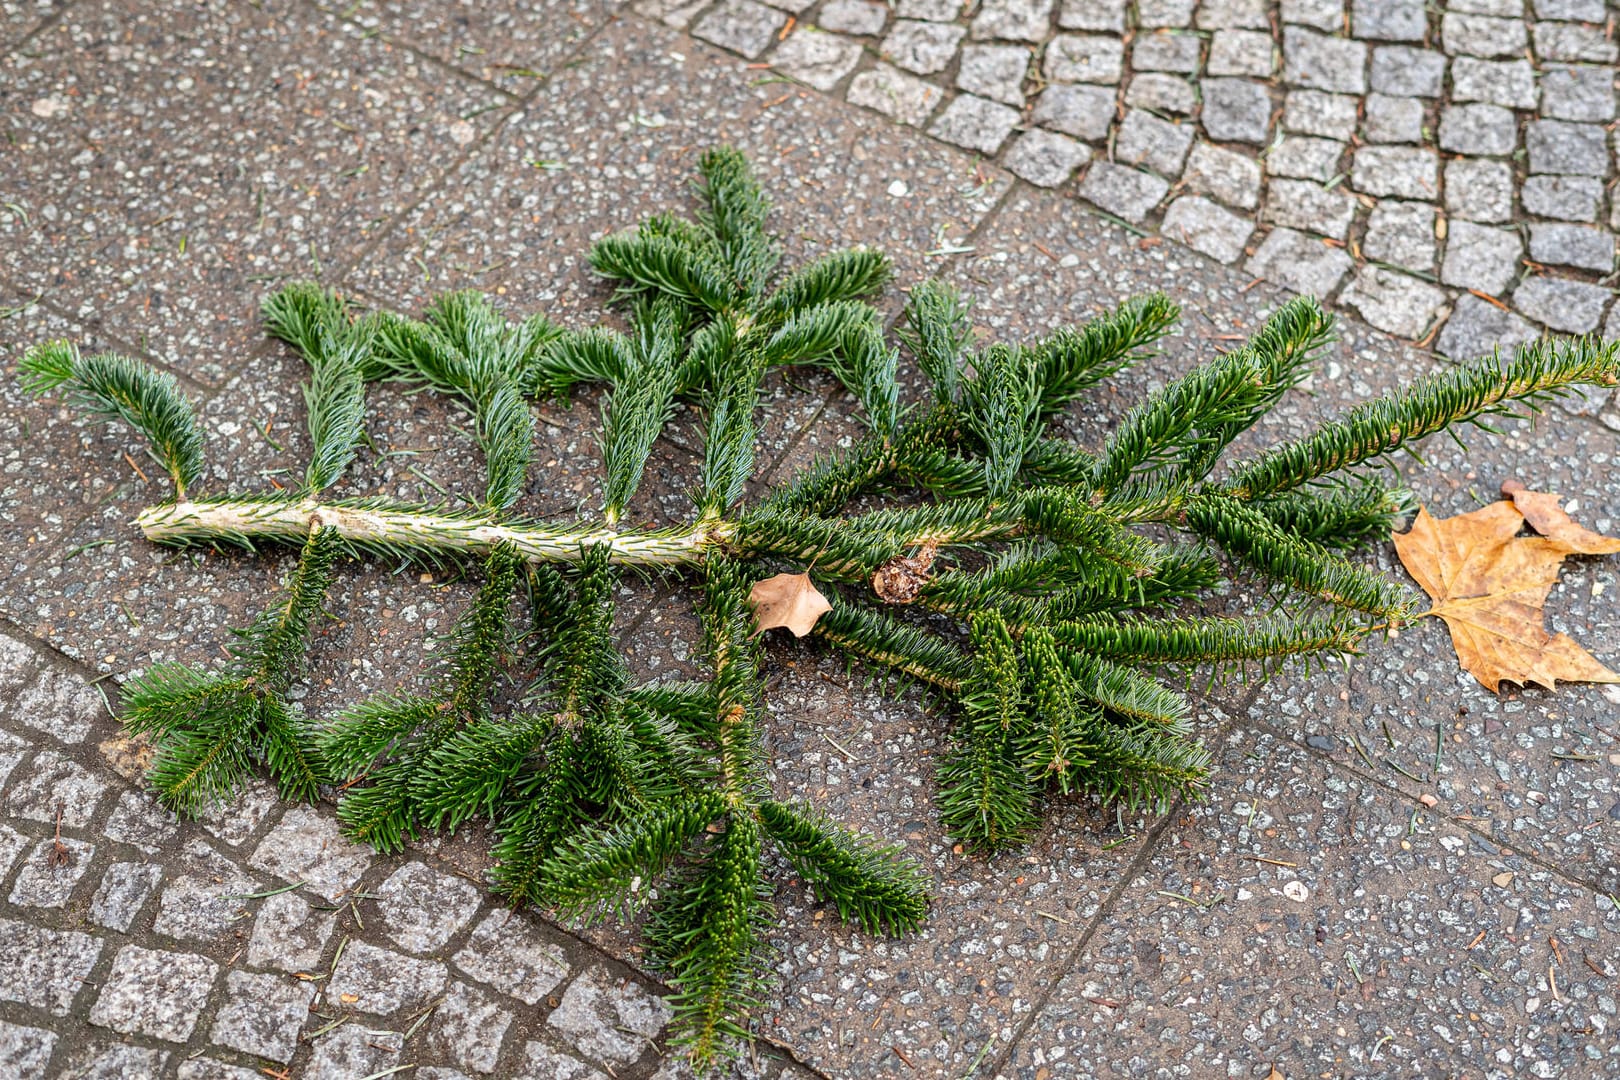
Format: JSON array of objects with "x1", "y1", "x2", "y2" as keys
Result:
[{"x1": 749, "y1": 571, "x2": 831, "y2": 637}]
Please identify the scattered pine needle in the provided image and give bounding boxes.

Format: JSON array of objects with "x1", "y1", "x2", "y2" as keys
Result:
[{"x1": 1469, "y1": 288, "x2": 1509, "y2": 312}]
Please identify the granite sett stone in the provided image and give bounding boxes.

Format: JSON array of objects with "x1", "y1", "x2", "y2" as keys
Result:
[
  {"x1": 325, "y1": 941, "x2": 448, "y2": 1015},
  {"x1": 1264, "y1": 179, "x2": 1357, "y2": 239},
  {"x1": 0, "y1": 918, "x2": 103, "y2": 1016},
  {"x1": 5, "y1": 749, "x2": 108, "y2": 827},
  {"x1": 815, "y1": 0, "x2": 888, "y2": 34},
  {"x1": 452, "y1": 908, "x2": 571, "y2": 1005},
  {"x1": 970, "y1": 0, "x2": 1054, "y2": 42},
  {"x1": 1513, "y1": 276, "x2": 1613, "y2": 332},
  {"x1": 1539, "y1": 64, "x2": 1616, "y2": 123},
  {"x1": 1438, "y1": 103, "x2": 1519, "y2": 156},
  {"x1": 846, "y1": 64, "x2": 944, "y2": 126},
  {"x1": 247, "y1": 804, "x2": 373, "y2": 902},
  {"x1": 102, "y1": 790, "x2": 180, "y2": 854},
  {"x1": 1281, "y1": 0, "x2": 1341, "y2": 29},
  {"x1": 373, "y1": 861, "x2": 484, "y2": 953},
  {"x1": 770, "y1": 30, "x2": 864, "y2": 91},
  {"x1": 1132, "y1": 31, "x2": 1202, "y2": 73},
  {"x1": 896, "y1": 0, "x2": 959, "y2": 18},
  {"x1": 1076, "y1": 161, "x2": 1170, "y2": 223},
  {"x1": 303, "y1": 1025, "x2": 404, "y2": 1080},
  {"x1": 1445, "y1": 157, "x2": 1516, "y2": 223},
  {"x1": 428, "y1": 981, "x2": 515, "y2": 1075},
  {"x1": 1441, "y1": 220, "x2": 1525, "y2": 295},
  {"x1": 1137, "y1": 0, "x2": 1194, "y2": 25},
  {"x1": 247, "y1": 889, "x2": 338, "y2": 973},
  {"x1": 1352, "y1": 0, "x2": 1426, "y2": 41},
  {"x1": 12, "y1": 665, "x2": 104, "y2": 742},
  {"x1": 1442, "y1": 12, "x2": 1529, "y2": 56},
  {"x1": 1363, "y1": 93, "x2": 1424, "y2": 143},
  {"x1": 691, "y1": 0, "x2": 786, "y2": 59},
  {"x1": 1266, "y1": 135, "x2": 1344, "y2": 181},
  {"x1": 1282, "y1": 89, "x2": 1359, "y2": 139},
  {"x1": 1161, "y1": 196, "x2": 1255, "y2": 263},
  {"x1": 1338, "y1": 266, "x2": 1447, "y2": 338},
  {"x1": 1282, "y1": 27, "x2": 1368, "y2": 93},
  {"x1": 1058, "y1": 0, "x2": 1125, "y2": 31},
  {"x1": 1526, "y1": 120, "x2": 1611, "y2": 176},
  {"x1": 1439, "y1": 295, "x2": 1540, "y2": 363},
  {"x1": 89, "y1": 861, "x2": 164, "y2": 932},
  {"x1": 8, "y1": 837, "x2": 94, "y2": 907},
  {"x1": 1369, "y1": 45, "x2": 1446, "y2": 97},
  {"x1": 0, "y1": 1021, "x2": 56, "y2": 1080},
  {"x1": 1534, "y1": 20, "x2": 1618, "y2": 62},
  {"x1": 208, "y1": 970, "x2": 315, "y2": 1063},
  {"x1": 1451, "y1": 56, "x2": 1539, "y2": 110},
  {"x1": 1114, "y1": 109, "x2": 1194, "y2": 176},
  {"x1": 514, "y1": 1041, "x2": 607, "y2": 1080},
  {"x1": 1528, "y1": 223, "x2": 1615, "y2": 272},
  {"x1": 928, "y1": 93, "x2": 1022, "y2": 155},
  {"x1": 1522, "y1": 175, "x2": 1603, "y2": 222},
  {"x1": 89, "y1": 945, "x2": 219, "y2": 1042},
  {"x1": 1206, "y1": 28, "x2": 1272, "y2": 76},
  {"x1": 956, "y1": 43, "x2": 1032, "y2": 105},
  {"x1": 1031, "y1": 82, "x2": 1116, "y2": 139},
  {"x1": 1351, "y1": 144, "x2": 1439, "y2": 199},
  {"x1": 1003, "y1": 129, "x2": 1091, "y2": 187},
  {"x1": 1124, "y1": 71, "x2": 1197, "y2": 114},
  {"x1": 1182, "y1": 142, "x2": 1262, "y2": 209},
  {"x1": 881, "y1": 19, "x2": 966, "y2": 74},
  {"x1": 1200, "y1": 77, "x2": 1273, "y2": 143},
  {"x1": 1362, "y1": 199, "x2": 1436, "y2": 271},
  {"x1": 1043, "y1": 33, "x2": 1125, "y2": 83},
  {"x1": 1197, "y1": 0, "x2": 1269, "y2": 28},
  {"x1": 548, "y1": 966, "x2": 675, "y2": 1069},
  {"x1": 54, "y1": 1043, "x2": 169, "y2": 1079},
  {"x1": 1246, "y1": 226, "x2": 1355, "y2": 295}
]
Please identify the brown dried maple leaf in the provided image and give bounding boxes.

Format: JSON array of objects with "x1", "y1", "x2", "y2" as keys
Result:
[
  {"x1": 748, "y1": 571, "x2": 832, "y2": 638},
  {"x1": 1392, "y1": 485, "x2": 1620, "y2": 693}
]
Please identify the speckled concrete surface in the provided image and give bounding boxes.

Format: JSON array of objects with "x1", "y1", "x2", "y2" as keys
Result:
[{"x1": 1, "y1": 2, "x2": 1616, "y2": 1078}]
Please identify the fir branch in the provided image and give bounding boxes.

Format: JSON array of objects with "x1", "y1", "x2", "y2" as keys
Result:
[
  {"x1": 695, "y1": 146, "x2": 779, "y2": 299},
  {"x1": 1053, "y1": 611, "x2": 1367, "y2": 667},
  {"x1": 1028, "y1": 292, "x2": 1178, "y2": 416},
  {"x1": 1223, "y1": 336, "x2": 1620, "y2": 499},
  {"x1": 897, "y1": 280, "x2": 971, "y2": 406},
  {"x1": 763, "y1": 248, "x2": 890, "y2": 316},
  {"x1": 1252, "y1": 478, "x2": 1417, "y2": 549},
  {"x1": 544, "y1": 792, "x2": 728, "y2": 920},
  {"x1": 809, "y1": 600, "x2": 971, "y2": 692},
  {"x1": 20, "y1": 342, "x2": 206, "y2": 498},
  {"x1": 758, "y1": 800, "x2": 929, "y2": 935},
  {"x1": 960, "y1": 343, "x2": 1040, "y2": 498}
]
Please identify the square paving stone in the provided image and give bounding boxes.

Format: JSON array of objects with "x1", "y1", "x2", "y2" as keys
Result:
[
  {"x1": 1282, "y1": 0, "x2": 1342, "y2": 29},
  {"x1": 1206, "y1": 28, "x2": 1273, "y2": 76},
  {"x1": 175, "y1": 1059, "x2": 262, "y2": 1080},
  {"x1": 372, "y1": 860, "x2": 485, "y2": 953},
  {"x1": 1246, "y1": 227, "x2": 1355, "y2": 296},
  {"x1": 692, "y1": 0, "x2": 786, "y2": 58},
  {"x1": 771, "y1": 29, "x2": 865, "y2": 91},
  {"x1": 1528, "y1": 223, "x2": 1615, "y2": 272},
  {"x1": 0, "y1": 0, "x2": 511, "y2": 389},
  {"x1": 1132, "y1": 30, "x2": 1202, "y2": 73},
  {"x1": 1123, "y1": 71, "x2": 1197, "y2": 114},
  {"x1": 882, "y1": 18, "x2": 966, "y2": 74},
  {"x1": 1003, "y1": 129, "x2": 1091, "y2": 188},
  {"x1": 1337, "y1": 265, "x2": 1446, "y2": 338},
  {"x1": 897, "y1": 0, "x2": 963, "y2": 17},
  {"x1": 53, "y1": 1043, "x2": 169, "y2": 1079},
  {"x1": 1351, "y1": 145, "x2": 1439, "y2": 199},
  {"x1": 452, "y1": 907, "x2": 571, "y2": 1004},
  {"x1": 247, "y1": 888, "x2": 340, "y2": 972},
  {"x1": 151, "y1": 868, "x2": 260, "y2": 942},
  {"x1": 323, "y1": 0, "x2": 619, "y2": 91},
  {"x1": 1266, "y1": 134, "x2": 1345, "y2": 182},
  {"x1": 247, "y1": 804, "x2": 374, "y2": 902},
  {"x1": 89, "y1": 861, "x2": 164, "y2": 931},
  {"x1": 1160, "y1": 195, "x2": 1255, "y2": 264},
  {"x1": 955, "y1": 43, "x2": 1032, "y2": 105},
  {"x1": 1283, "y1": 26, "x2": 1368, "y2": 93},
  {"x1": 1442, "y1": 12, "x2": 1529, "y2": 56},
  {"x1": 969, "y1": 0, "x2": 1054, "y2": 42},
  {"x1": 1282, "y1": 89, "x2": 1359, "y2": 139},
  {"x1": 1076, "y1": 162, "x2": 1170, "y2": 224},
  {"x1": 818, "y1": 0, "x2": 889, "y2": 34},
  {"x1": 1043, "y1": 33, "x2": 1125, "y2": 84},
  {"x1": 1539, "y1": 64, "x2": 1616, "y2": 123},
  {"x1": 101, "y1": 790, "x2": 178, "y2": 854},
  {"x1": 1057, "y1": 0, "x2": 1124, "y2": 31},
  {"x1": 927, "y1": 93, "x2": 1022, "y2": 155},
  {"x1": 1182, "y1": 142, "x2": 1262, "y2": 210},
  {"x1": 326, "y1": 940, "x2": 448, "y2": 1014},
  {"x1": 303, "y1": 1024, "x2": 404, "y2": 1080},
  {"x1": 1351, "y1": 0, "x2": 1426, "y2": 41},
  {"x1": 10, "y1": 664, "x2": 106, "y2": 743},
  {"x1": 1527, "y1": 119, "x2": 1610, "y2": 176},
  {"x1": 1513, "y1": 276, "x2": 1612, "y2": 332},
  {"x1": 1200, "y1": 0, "x2": 1270, "y2": 24},
  {"x1": 1369, "y1": 44, "x2": 1446, "y2": 97},
  {"x1": 514, "y1": 1041, "x2": 607, "y2": 1080},
  {"x1": 1137, "y1": 0, "x2": 1194, "y2": 26},
  {"x1": 8, "y1": 836, "x2": 94, "y2": 907},
  {"x1": 1451, "y1": 56, "x2": 1539, "y2": 110},
  {"x1": 1435, "y1": 294, "x2": 1540, "y2": 359},
  {"x1": 0, "y1": 917, "x2": 104, "y2": 1015},
  {"x1": 1438, "y1": 104, "x2": 1518, "y2": 157},
  {"x1": 1363, "y1": 92, "x2": 1425, "y2": 143},
  {"x1": 1533, "y1": 20, "x2": 1618, "y2": 62},
  {"x1": 208, "y1": 970, "x2": 315, "y2": 1062},
  {"x1": 547, "y1": 966, "x2": 673, "y2": 1070},
  {"x1": 1530, "y1": 0, "x2": 1605, "y2": 16},
  {"x1": 1113, "y1": 109, "x2": 1193, "y2": 177},
  {"x1": 847, "y1": 63, "x2": 946, "y2": 126},
  {"x1": 0, "y1": 1021, "x2": 56, "y2": 1080},
  {"x1": 90, "y1": 944, "x2": 220, "y2": 1041},
  {"x1": 1364, "y1": 201, "x2": 1436, "y2": 272},
  {"x1": 428, "y1": 981, "x2": 515, "y2": 1075},
  {"x1": 4, "y1": 748, "x2": 108, "y2": 827},
  {"x1": 1445, "y1": 158, "x2": 1516, "y2": 223},
  {"x1": 1032, "y1": 83, "x2": 1117, "y2": 140},
  {"x1": 1522, "y1": 175, "x2": 1604, "y2": 223},
  {"x1": 0, "y1": 823, "x2": 29, "y2": 879},
  {"x1": 997, "y1": 728, "x2": 1620, "y2": 1079},
  {"x1": 1263, "y1": 179, "x2": 1358, "y2": 240},
  {"x1": 1440, "y1": 220, "x2": 1524, "y2": 295},
  {"x1": 349, "y1": 20, "x2": 1009, "y2": 323},
  {"x1": 1200, "y1": 77, "x2": 1273, "y2": 143}
]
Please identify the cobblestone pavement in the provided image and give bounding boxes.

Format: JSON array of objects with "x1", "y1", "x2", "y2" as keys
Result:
[
  {"x1": 667, "y1": 0, "x2": 1620, "y2": 355},
  {"x1": 2, "y1": 1, "x2": 1618, "y2": 1078}
]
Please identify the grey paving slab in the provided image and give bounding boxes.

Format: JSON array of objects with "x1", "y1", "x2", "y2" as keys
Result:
[
  {"x1": 0, "y1": 0, "x2": 511, "y2": 389},
  {"x1": 992, "y1": 728, "x2": 1620, "y2": 1079}
]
